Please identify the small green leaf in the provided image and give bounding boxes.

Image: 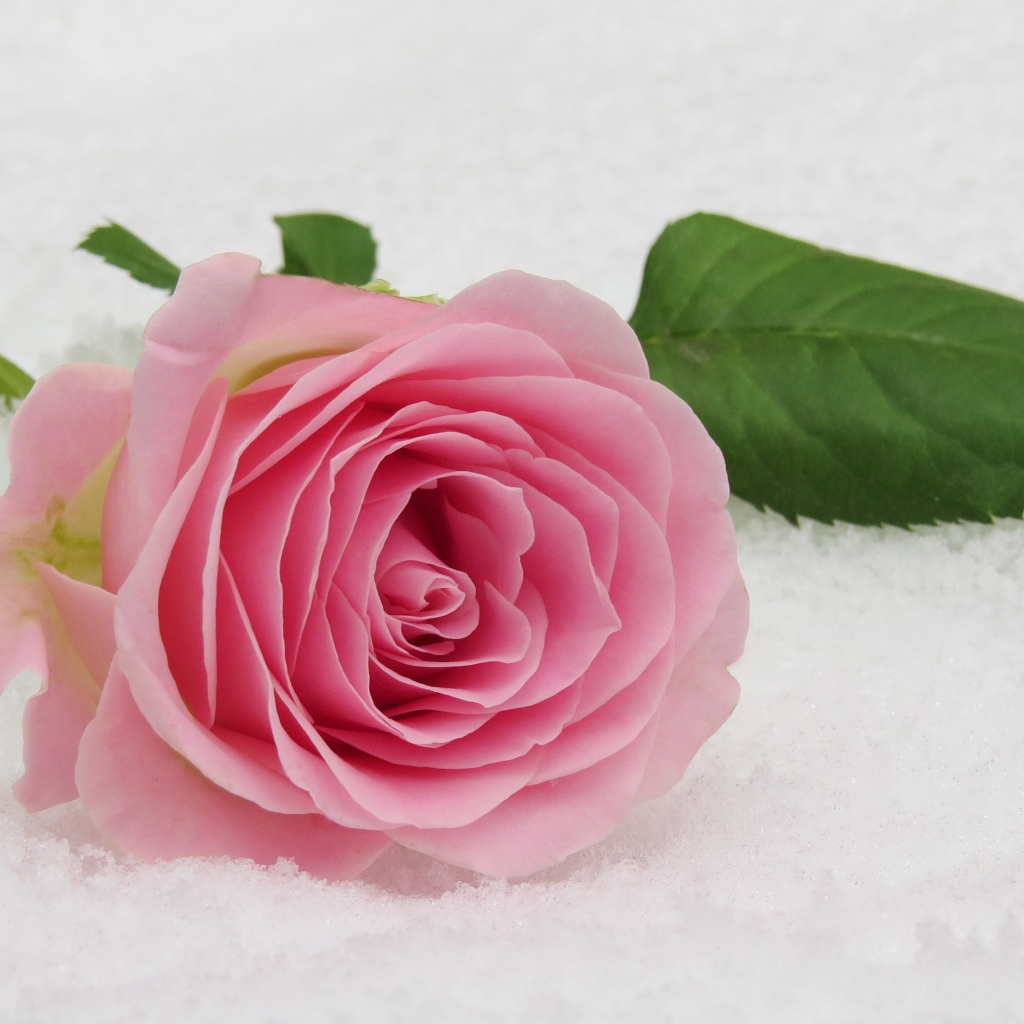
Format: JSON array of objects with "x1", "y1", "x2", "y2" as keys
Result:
[
  {"x1": 275, "y1": 212, "x2": 376, "y2": 286},
  {"x1": 77, "y1": 222, "x2": 180, "y2": 291},
  {"x1": 362, "y1": 278, "x2": 401, "y2": 296},
  {"x1": 0, "y1": 353, "x2": 34, "y2": 409},
  {"x1": 631, "y1": 213, "x2": 1024, "y2": 526},
  {"x1": 361, "y1": 278, "x2": 446, "y2": 305}
]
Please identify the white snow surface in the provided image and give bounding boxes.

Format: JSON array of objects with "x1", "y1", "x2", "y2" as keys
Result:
[{"x1": 2, "y1": 0, "x2": 1024, "y2": 1020}]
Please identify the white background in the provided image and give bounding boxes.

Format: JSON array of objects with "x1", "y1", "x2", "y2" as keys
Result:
[{"x1": 1, "y1": 1, "x2": 1023, "y2": 1020}]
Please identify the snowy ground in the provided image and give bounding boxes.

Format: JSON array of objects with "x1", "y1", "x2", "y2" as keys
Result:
[{"x1": 2, "y1": 1, "x2": 1023, "y2": 1021}]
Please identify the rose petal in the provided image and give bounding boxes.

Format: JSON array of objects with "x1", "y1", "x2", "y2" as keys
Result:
[
  {"x1": 579, "y1": 365, "x2": 737, "y2": 658},
  {"x1": 0, "y1": 363, "x2": 131, "y2": 681},
  {"x1": 14, "y1": 652, "x2": 95, "y2": 811},
  {"x1": 290, "y1": 591, "x2": 382, "y2": 730},
  {"x1": 507, "y1": 453, "x2": 619, "y2": 588},
  {"x1": 0, "y1": 364, "x2": 131, "y2": 807},
  {"x1": 388, "y1": 715, "x2": 661, "y2": 877},
  {"x1": 106, "y1": 254, "x2": 262, "y2": 584},
  {"x1": 2, "y1": 363, "x2": 133, "y2": 523},
  {"x1": 315, "y1": 741, "x2": 546, "y2": 830},
  {"x1": 221, "y1": 418, "x2": 345, "y2": 683},
  {"x1": 75, "y1": 667, "x2": 389, "y2": 880},
  {"x1": 529, "y1": 644, "x2": 673, "y2": 784},
  {"x1": 634, "y1": 571, "x2": 747, "y2": 802},
  {"x1": 331, "y1": 683, "x2": 580, "y2": 770},
  {"x1": 155, "y1": 378, "x2": 234, "y2": 726},
  {"x1": 221, "y1": 276, "x2": 437, "y2": 390},
  {"x1": 13, "y1": 566, "x2": 113, "y2": 811},
  {"x1": 388, "y1": 271, "x2": 650, "y2": 379},
  {"x1": 35, "y1": 563, "x2": 115, "y2": 687},
  {"x1": 550, "y1": 472, "x2": 676, "y2": 721}
]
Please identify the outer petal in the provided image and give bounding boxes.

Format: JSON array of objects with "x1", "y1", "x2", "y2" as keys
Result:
[
  {"x1": 382, "y1": 271, "x2": 651, "y2": 379},
  {"x1": 222, "y1": 274, "x2": 439, "y2": 388},
  {"x1": 13, "y1": 565, "x2": 114, "y2": 811},
  {"x1": 1, "y1": 363, "x2": 133, "y2": 524},
  {"x1": 13, "y1": 662, "x2": 93, "y2": 811},
  {"x1": 0, "y1": 628, "x2": 44, "y2": 695},
  {"x1": 36, "y1": 563, "x2": 116, "y2": 685},
  {"x1": 634, "y1": 571, "x2": 748, "y2": 803},
  {"x1": 0, "y1": 364, "x2": 132, "y2": 667},
  {"x1": 76, "y1": 668, "x2": 390, "y2": 880},
  {"x1": 104, "y1": 254, "x2": 263, "y2": 586},
  {"x1": 388, "y1": 716, "x2": 661, "y2": 877},
  {"x1": 577, "y1": 363, "x2": 738, "y2": 659},
  {"x1": 0, "y1": 361, "x2": 131, "y2": 721}
]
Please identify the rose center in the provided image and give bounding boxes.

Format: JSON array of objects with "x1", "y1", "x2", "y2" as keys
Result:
[
  {"x1": 373, "y1": 500, "x2": 479, "y2": 657},
  {"x1": 378, "y1": 562, "x2": 465, "y2": 618}
]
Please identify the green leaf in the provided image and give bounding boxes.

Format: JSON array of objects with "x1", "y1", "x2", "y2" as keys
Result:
[
  {"x1": 77, "y1": 222, "x2": 180, "y2": 291},
  {"x1": 274, "y1": 212, "x2": 376, "y2": 286},
  {"x1": 631, "y1": 213, "x2": 1024, "y2": 527},
  {"x1": 0, "y1": 353, "x2": 34, "y2": 409}
]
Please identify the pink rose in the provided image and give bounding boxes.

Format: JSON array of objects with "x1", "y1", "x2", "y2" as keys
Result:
[{"x1": 0, "y1": 256, "x2": 746, "y2": 878}]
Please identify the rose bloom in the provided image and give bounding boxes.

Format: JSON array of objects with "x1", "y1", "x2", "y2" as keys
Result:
[{"x1": 0, "y1": 257, "x2": 746, "y2": 878}]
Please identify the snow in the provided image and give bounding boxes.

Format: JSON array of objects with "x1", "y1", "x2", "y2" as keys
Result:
[{"x1": 2, "y1": 0, "x2": 1023, "y2": 1020}]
